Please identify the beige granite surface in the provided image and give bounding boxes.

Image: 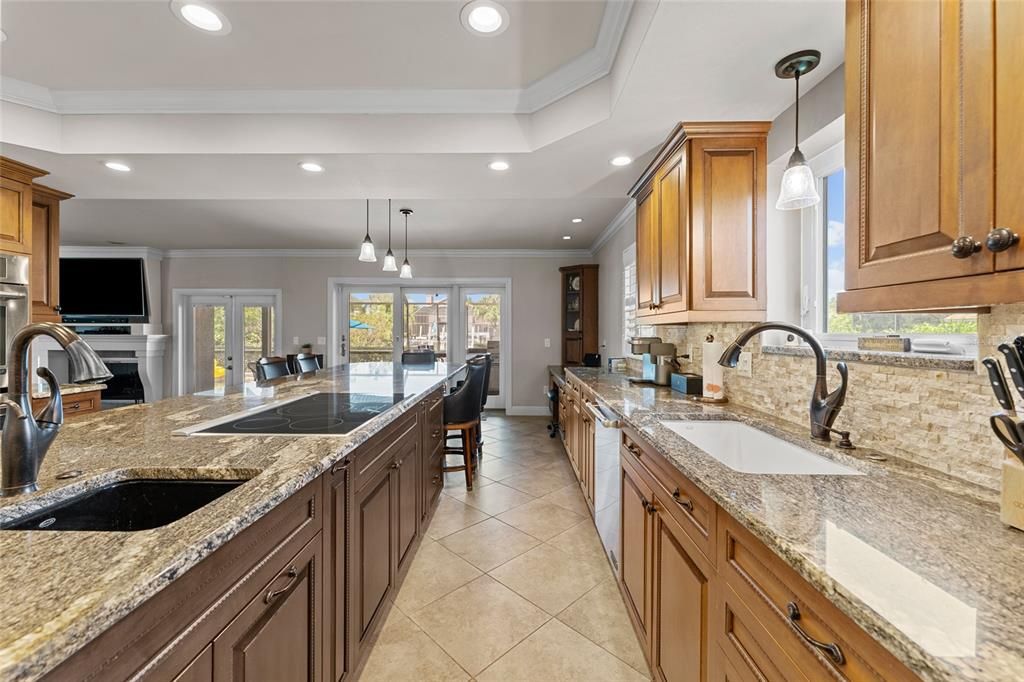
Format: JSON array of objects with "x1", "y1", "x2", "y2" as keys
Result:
[
  {"x1": 0, "y1": 362, "x2": 462, "y2": 682},
  {"x1": 564, "y1": 366, "x2": 1024, "y2": 682},
  {"x1": 29, "y1": 383, "x2": 106, "y2": 400}
]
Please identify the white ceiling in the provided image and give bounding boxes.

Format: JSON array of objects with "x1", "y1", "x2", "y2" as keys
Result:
[{"x1": 0, "y1": 0, "x2": 846, "y2": 252}]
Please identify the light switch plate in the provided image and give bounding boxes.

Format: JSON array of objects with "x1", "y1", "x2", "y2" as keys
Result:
[
  {"x1": 293, "y1": 336, "x2": 300, "y2": 345},
  {"x1": 317, "y1": 337, "x2": 326, "y2": 345},
  {"x1": 544, "y1": 338, "x2": 551, "y2": 348},
  {"x1": 737, "y1": 351, "x2": 753, "y2": 377}
]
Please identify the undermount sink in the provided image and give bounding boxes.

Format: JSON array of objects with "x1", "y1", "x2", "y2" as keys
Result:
[
  {"x1": 660, "y1": 421, "x2": 863, "y2": 476},
  {"x1": 1, "y1": 478, "x2": 249, "y2": 532}
]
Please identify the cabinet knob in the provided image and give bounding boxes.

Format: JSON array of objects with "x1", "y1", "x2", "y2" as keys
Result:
[
  {"x1": 391, "y1": 460, "x2": 401, "y2": 469},
  {"x1": 53, "y1": 305, "x2": 62, "y2": 314},
  {"x1": 986, "y1": 227, "x2": 1020, "y2": 253},
  {"x1": 950, "y1": 236, "x2": 983, "y2": 259}
]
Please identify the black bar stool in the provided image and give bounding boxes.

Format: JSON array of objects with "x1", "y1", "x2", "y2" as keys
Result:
[
  {"x1": 295, "y1": 353, "x2": 321, "y2": 373},
  {"x1": 252, "y1": 356, "x2": 291, "y2": 382},
  {"x1": 442, "y1": 356, "x2": 488, "y2": 489}
]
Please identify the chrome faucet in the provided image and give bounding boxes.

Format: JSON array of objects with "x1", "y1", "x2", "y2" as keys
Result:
[
  {"x1": 0, "y1": 323, "x2": 113, "y2": 496},
  {"x1": 718, "y1": 322, "x2": 848, "y2": 442}
]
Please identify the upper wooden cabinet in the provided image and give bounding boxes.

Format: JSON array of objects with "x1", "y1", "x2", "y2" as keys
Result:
[
  {"x1": 31, "y1": 184, "x2": 73, "y2": 323},
  {"x1": 629, "y1": 122, "x2": 769, "y2": 324},
  {"x1": 0, "y1": 158, "x2": 47, "y2": 256},
  {"x1": 838, "y1": 0, "x2": 1024, "y2": 312}
]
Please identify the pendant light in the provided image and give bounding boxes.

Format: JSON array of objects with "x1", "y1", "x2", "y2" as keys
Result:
[
  {"x1": 382, "y1": 199, "x2": 398, "y2": 272},
  {"x1": 399, "y1": 208, "x2": 413, "y2": 279},
  {"x1": 358, "y1": 199, "x2": 377, "y2": 262},
  {"x1": 774, "y1": 49, "x2": 822, "y2": 211}
]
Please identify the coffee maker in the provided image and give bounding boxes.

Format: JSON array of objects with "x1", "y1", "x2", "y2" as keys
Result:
[{"x1": 628, "y1": 337, "x2": 680, "y2": 386}]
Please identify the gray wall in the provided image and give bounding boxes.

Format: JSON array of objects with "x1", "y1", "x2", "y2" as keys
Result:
[{"x1": 593, "y1": 213, "x2": 636, "y2": 360}]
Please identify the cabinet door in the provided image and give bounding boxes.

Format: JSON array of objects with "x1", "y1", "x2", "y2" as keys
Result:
[
  {"x1": 620, "y1": 456, "x2": 653, "y2": 643},
  {"x1": 328, "y1": 463, "x2": 351, "y2": 682},
  {"x1": 0, "y1": 176, "x2": 32, "y2": 255},
  {"x1": 995, "y1": 0, "x2": 1024, "y2": 271},
  {"x1": 650, "y1": 494, "x2": 712, "y2": 682},
  {"x1": 845, "y1": 0, "x2": 992, "y2": 290},
  {"x1": 30, "y1": 186, "x2": 69, "y2": 323},
  {"x1": 213, "y1": 534, "x2": 324, "y2": 682},
  {"x1": 636, "y1": 188, "x2": 657, "y2": 316},
  {"x1": 353, "y1": 465, "x2": 394, "y2": 643},
  {"x1": 173, "y1": 645, "x2": 213, "y2": 682},
  {"x1": 689, "y1": 137, "x2": 766, "y2": 312},
  {"x1": 395, "y1": 438, "x2": 420, "y2": 570},
  {"x1": 654, "y1": 150, "x2": 688, "y2": 315}
]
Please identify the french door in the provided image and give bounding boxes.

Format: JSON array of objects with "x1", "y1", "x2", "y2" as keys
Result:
[
  {"x1": 459, "y1": 288, "x2": 504, "y2": 408},
  {"x1": 186, "y1": 294, "x2": 277, "y2": 393}
]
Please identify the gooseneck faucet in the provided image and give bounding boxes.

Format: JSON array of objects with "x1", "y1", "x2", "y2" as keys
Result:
[
  {"x1": 718, "y1": 322, "x2": 848, "y2": 442},
  {"x1": 1, "y1": 323, "x2": 113, "y2": 497}
]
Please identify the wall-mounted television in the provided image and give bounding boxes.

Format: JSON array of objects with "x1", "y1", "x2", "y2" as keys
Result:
[{"x1": 58, "y1": 257, "x2": 150, "y2": 323}]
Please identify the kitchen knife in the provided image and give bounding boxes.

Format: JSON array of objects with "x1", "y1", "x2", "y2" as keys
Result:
[
  {"x1": 1014, "y1": 335, "x2": 1024, "y2": 363},
  {"x1": 997, "y1": 343, "x2": 1024, "y2": 401},
  {"x1": 982, "y1": 357, "x2": 1016, "y2": 412}
]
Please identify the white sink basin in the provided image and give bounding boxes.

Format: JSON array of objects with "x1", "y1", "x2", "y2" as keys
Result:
[{"x1": 660, "y1": 421, "x2": 863, "y2": 476}]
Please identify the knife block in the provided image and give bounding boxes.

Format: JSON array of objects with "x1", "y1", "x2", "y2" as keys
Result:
[{"x1": 1001, "y1": 457, "x2": 1024, "y2": 532}]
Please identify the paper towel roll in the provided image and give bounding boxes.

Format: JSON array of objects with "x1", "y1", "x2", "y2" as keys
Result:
[{"x1": 702, "y1": 340, "x2": 724, "y2": 399}]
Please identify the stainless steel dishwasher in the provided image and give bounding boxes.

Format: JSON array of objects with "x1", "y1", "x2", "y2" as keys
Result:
[{"x1": 584, "y1": 398, "x2": 624, "y2": 574}]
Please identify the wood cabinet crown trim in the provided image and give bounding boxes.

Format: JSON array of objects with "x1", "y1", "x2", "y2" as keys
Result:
[
  {"x1": 0, "y1": 156, "x2": 48, "y2": 184},
  {"x1": 32, "y1": 182, "x2": 74, "y2": 201}
]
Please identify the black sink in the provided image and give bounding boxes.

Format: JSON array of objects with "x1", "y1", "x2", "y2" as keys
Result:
[{"x1": 1, "y1": 478, "x2": 248, "y2": 532}]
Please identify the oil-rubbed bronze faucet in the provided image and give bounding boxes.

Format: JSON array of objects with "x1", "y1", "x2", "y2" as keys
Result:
[
  {"x1": 0, "y1": 323, "x2": 113, "y2": 496},
  {"x1": 718, "y1": 322, "x2": 848, "y2": 442}
]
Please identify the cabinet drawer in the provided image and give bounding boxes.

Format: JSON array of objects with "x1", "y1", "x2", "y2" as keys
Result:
[
  {"x1": 31, "y1": 390, "x2": 101, "y2": 418},
  {"x1": 719, "y1": 515, "x2": 917, "y2": 682},
  {"x1": 712, "y1": 583, "x2": 803, "y2": 682},
  {"x1": 621, "y1": 428, "x2": 716, "y2": 560}
]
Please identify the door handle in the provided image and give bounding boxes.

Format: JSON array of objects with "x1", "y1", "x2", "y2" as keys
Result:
[{"x1": 341, "y1": 334, "x2": 347, "y2": 356}]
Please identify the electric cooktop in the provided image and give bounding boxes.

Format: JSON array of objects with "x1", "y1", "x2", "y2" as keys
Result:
[{"x1": 188, "y1": 392, "x2": 406, "y2": 436}]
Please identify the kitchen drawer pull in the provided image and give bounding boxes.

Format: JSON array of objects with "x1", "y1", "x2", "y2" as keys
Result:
[
  {"x1": 331, "y1": 460, "x2": 349, "y2": 474},
  {"x1": 786, "y1": 602, "x2": 845, "y2": 666},
  {"x1": 432, "y1": 475, "x2": 441, "y2": 484},
  {"x1": 624, "y1": 442, "x2": 643, "y2": 458},
  {"x1": 68, "y1": 402, "x2": 81, "y2": 410},
  {"x1": 584, "y1": 401, "x2": 623, "y2": 428},
  {"x1": 264, "y1": 567, "x2": 298, "y2": 604},
  {"x1": 431, "y1": 428, "x2": 442, "y2": 438},
  {"x1": 672, "y1": 488, "x2": 694, "y2": 513}
]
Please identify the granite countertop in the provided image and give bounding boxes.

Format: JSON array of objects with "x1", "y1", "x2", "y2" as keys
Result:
[
  {"x1": 565, "y1": 366, "x2": 1024, "y2": 682},
  {"x1": 29, "y1": 383, "x2": 107, "y2": 400},
  {"x1": 0, "y1": 361, "x2": 463, "y2": 682}
]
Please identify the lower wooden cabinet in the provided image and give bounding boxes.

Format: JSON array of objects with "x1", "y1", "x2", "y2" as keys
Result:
[
  {"x1": 172, "y1": 645, "x2": 213, "y2": 682},
  {"x1": 31, "y1": 388, "x2": 103, "y2": 419},
  {"x1": 327, "y1": 459, "x2": 351, "y2": 682},
  {"x1": 620, "y1": 454, "x2": 654, "y2": 642}
]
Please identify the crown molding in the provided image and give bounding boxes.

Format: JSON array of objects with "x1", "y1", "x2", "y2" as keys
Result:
[
  {"x1": 161, "y1": 248, "x2": 594, "y2": 259},
  {"x1": 589, "y1": 200, "x2": 635, "y2": 255},
  {"x1": 60, "y1": 245, "x2": 165, "y2": 260},
  {"x1": 1, "y1": 1, "x2": 633, "y2": 116}
]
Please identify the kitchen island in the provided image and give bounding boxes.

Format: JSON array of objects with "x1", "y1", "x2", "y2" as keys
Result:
[
  {"x1": 0, "y1": 361, "x2": 461, "y2": 681},
  {"x1": 558, "y1": 366, "x2": 1024, "y2": 682}
]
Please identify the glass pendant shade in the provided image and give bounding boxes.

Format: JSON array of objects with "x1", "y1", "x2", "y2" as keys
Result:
[
  {"x1": 776, "y1": 148, "x2": 820, "y2": 210},
  {"x1": 358, "y1": 235, "x2": 377, "y2": 262},
  {"x1": 399, "y1": 259, "x2": 413, "y2": 279},
  {"x1": 382, "y1": 249, "x2": 398, "y2": 272}
]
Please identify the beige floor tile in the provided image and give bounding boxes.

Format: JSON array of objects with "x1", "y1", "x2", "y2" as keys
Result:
[
  {"x1": 359, "y1": 606, "x2": 470, "y2": 681},
  {"x1": 557, "y1": 580, "x2": 650, "y2": 675},
  {"x1": 441, "y1": 470, "x2": 495, "y2": 494},
  {"x1": 489, "y1": 543, "x2": 608, "y2": 614},
  {"x1": 501, "y1": 466, "x2": 577, "y2": 497},
  {"x1": 408, "y1": 575, "x2": 550, "y2": 676},
  {"x1": 477, "y1": 619, "x2": 649, "y2": 682},
  {"x1": 547, "y1": 521, "x2": 614, "y2": 577},
  {"x1": 472, "y1": 456, "x2": 530, "y2": 482},
  {"x1": 439, "y1": 517, "x2": 541, "y2": 571},
  {"x1": 445, "y1": 481, "x2": 535, "y2": 516},
  {"x1": 425, "y1": 496, "x2": 490, "y2": 540},
  {"x1": 540, "y1": 483, "x2": 591, "y2": 517},
  {"x1": 496, "y1": 498, "x2": 585, "y2": 541},
  {"x1": 393, "y1": 538, "x2": 483, "y2": 612}
]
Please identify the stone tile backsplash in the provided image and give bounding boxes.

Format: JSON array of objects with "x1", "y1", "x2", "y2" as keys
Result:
[{"x1": 637, "y1": 305, "x2": 1024, "y2": 491}]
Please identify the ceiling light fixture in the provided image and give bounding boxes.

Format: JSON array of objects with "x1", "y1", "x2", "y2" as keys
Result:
[
  {"x1": 563, "y1": 235, "x2": 572, "y2": 240},
  {"x1": 399, "y1": 208, "x2": 414, "y2": 279},
  {"x1": 571, "y1": 217, "x2": 583, "y2": 224},
  {"x1": 460, "y1": 0, "x2": 509, "y2": 36},
  {"x1": 104, "y1": 161, "x2": 132, "y2": 172},
  {"x1": 358, "y1": 199, "x2": 377, "y2": 263},
  {"x1": 170, "y1": 0, "x2": 231, "y2": 35},
  {"x1": 383, "y1": 199, "x2": 398, "y2": 272},
  {"x1": 488, "y1": 160, "x2": 510, "y2": 171},
  {"x1": 774, "y1": 49, "x2": 822, "y2": 210},
  {"x1": 299, "y1": 162, "x2": 324, "y2": 173},
  {"x1": 610, "y1": 156, "x2": 632, "y2": 167}
]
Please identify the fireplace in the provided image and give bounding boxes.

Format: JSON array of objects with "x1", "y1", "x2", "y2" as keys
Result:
[{"x1": 103, "y1": 360, "x2": 145, "y2": 403}]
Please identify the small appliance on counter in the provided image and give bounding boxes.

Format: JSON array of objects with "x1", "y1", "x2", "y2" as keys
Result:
[
  {"x1": 670, "y1": 372, "x2": 702, "y2": 395},
  {"x1": 629, "y1": 342, "x2": 679, "y2": 386},
  {"x1": 628, "y1": 336, "x2": 662, "y2": 355}
]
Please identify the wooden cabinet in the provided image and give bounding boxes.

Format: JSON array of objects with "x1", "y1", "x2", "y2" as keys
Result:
[
  {"x1": 31, "y1": 388, "x2": 102, "y2": 419},
  {"x1": 173, "y1": 645, "x2": 213, "y2": 682},
  {"x1": 620, "y1": 453, "x2": 654, "y2": 642},
  {"x1": 30, "y1": 184, "x2": 72, "y2": 322},
  {"x1": 213, "y1": 534, "x2": 324, "y2": 682},
  {"x1": 327, "y1": 460, "x2": 351, "y2": 682},
  {"x1": 421, "y1": 390, "x2": 444, "y2": 518},
  {"x1": 395, "y1": 438, "x2": 420, "y2": 568},
  {"x1": 630, "y1": 123, "x2": 769, "y2": 324},
  {"x1": 0, "y1": 158, "x2": 45, "y2": 256},
  {"x1": 838, "y1": 0, "x2": 1024, "y2": 312},
  {"x1": 560, "y1": 264, "x2": 599, "y2": 366},
  {"x1": 353, "y1": 461, "x2": 394, "y2": 643}
]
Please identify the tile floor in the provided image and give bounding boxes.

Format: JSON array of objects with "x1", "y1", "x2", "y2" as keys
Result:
[{"x1": 358, "y1": 414, "x2": 651, "y2": 681}]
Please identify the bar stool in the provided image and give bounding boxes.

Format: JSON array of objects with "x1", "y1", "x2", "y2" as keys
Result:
[
  {"x1": 447, "y1": 353, "x2": 490, "y2": 457},
  {"x1": 252, "y1": 356, "x2": 291, "y2": 382},
  {"x1": 295, "y1": 353, "x2": 321, "y2": 373},
  {"x1": 442, "y1": 356, "x2": 488, "y2": 489}
]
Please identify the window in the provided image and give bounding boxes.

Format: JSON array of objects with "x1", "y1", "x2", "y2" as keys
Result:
[
  {"x1": 808, "y1": 166, "x2": 976, "y2": 352},
  {"x1": 623, "y1": 243, "x2": 637, "y2": 355}
]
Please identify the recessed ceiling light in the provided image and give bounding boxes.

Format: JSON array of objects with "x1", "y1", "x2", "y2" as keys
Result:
[
  {"x1": 571, "y1": 217, "x2": 583, "y2": 224},
  {"x1": 563, "y1": 235, "x2": 572, "y2": 240},
  {"x1": 488, "y1": 160, "x2": 510, "y2": 171},
  {"x1": 104, "y1": 161, "x2": 132, "y2": 172},
  {"x1": 610, "y1": 156, "x2": 633, "y2": 167},
  {"x1": 299, "y1": 162, "x2": 324, "y2": 173},
  {"x1": 170, "y1": 0, "x2": 231, "y2": 35},
  {"x1": 461, "y1": 1, "x2": 509, "y2": 36}
]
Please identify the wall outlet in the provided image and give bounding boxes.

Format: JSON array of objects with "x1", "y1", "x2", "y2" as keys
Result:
[
  {"x1": 737, "y1": 351, "x2": 753, "y2": 377},
  {"x1": 687, "y1": 345, "x2": 695, "y2": 362},
  {"x1": 293, "y1": 336, "x2": 300, "y2": 345},
  {"x1": 317, "y1": 336, "x2": 326, "y2": 345},
  {"x1": 544, "y1": 338, "x2": 551, "y2": 348}
]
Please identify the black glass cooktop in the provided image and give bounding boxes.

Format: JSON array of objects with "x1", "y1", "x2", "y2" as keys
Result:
[{"x1": 198, "y1": 393, "x2": 406, "y2": 435}]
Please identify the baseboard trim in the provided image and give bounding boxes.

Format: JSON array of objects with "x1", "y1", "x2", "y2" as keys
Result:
[{"x1": 504, "y1": 406, "x2": 551, "y2": 417}]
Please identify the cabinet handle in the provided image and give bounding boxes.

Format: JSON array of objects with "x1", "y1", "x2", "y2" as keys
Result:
[
  {"x1": 986, "y1": 227, "x2": 1020, "y2": 253},
  {"x1": 950, "y1": 236, "x2": 983, "y2": 258},
  {"x1": 391, "y1": 460, "x2": 401, "y2": 469},
  {"x1": 68, "y1": 402, "x2": 80, "y2": 410},
  {"x1": 432, "y1": 475, "x2": 441, "y2": 484},
  {"x1": 331, "y1": 460, "x2": 349, "y2": 474},
  {"x1": 672, "y1": 488, "x2": 694, "y2": 513},
  {"x1": 54, "y1": 305, "x2": 62, "y2": 314},
  {"x1": 786, "y1": 602, "x2": 845, "y2": 666},
  {"x1": 624, "y1": 442, "x2": 642, "y2": 458},
  {"x1": 431, "y1": 429, "x2": 441, "y2": 438},
  {"x1": 264, "y1": 567, "x2": 298, "y2": 604}
]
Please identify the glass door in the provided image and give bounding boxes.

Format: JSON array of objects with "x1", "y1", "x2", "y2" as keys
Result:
[
  {"x1": 187, "y1": 294, "x2": 277, "y2": 393},
  {"x1": 402, "y1": 289, "x2": 449, "y2": 362},
  {"x1": 340, "y1": 288, "x2": 399, "y2": 365},
  {"x1": 461, "y1": 288, "x2": 504, "y2": 408},
  {"x1": 236, "y1": 296, "x2": 276, "y2": 383}
]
